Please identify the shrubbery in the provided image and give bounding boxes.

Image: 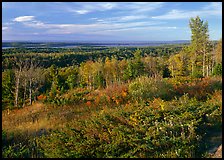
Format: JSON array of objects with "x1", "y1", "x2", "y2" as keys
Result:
[
  {"x1": 173, "y1": 77, "x2": 222, "y2": 100},
  {"x1": 212, "y1": 63, "x2": 222, "y2": 76},
  {"x1": 35, "y1": 94, "x2": 221, "y2": 158},
  {"x1": 128, "y1": 76, "x2": 175, "y2": 101}
]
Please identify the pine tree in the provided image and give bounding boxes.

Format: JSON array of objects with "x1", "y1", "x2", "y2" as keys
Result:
[{"x1": 189, "y1": 16, "x2": 210, "y2": 77}]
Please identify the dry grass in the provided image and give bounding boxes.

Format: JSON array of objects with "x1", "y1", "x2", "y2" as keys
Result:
[{"x1": 2, "y1": 101, "x2": 98, "y2": 137}]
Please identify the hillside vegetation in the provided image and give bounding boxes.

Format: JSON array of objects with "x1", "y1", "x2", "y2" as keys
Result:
[{"x1": 2, "y1": 16, "x2": 222, "y2": 158}]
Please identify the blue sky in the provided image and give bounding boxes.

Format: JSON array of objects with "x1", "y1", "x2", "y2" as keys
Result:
[{"x1": 2, "y1": 2, "x2": 222, "y2": 41}]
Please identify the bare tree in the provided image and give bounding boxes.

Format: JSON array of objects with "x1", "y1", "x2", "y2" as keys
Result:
[
  {"x1": 26, "y1": 57, "x2": 44, "y2": 105},
  {"x1": 14, "y1": 57, "x2": 24, "y2": 108},
  {"x1": 12, "y1": 56, "x2": 44, "y2": 107}
]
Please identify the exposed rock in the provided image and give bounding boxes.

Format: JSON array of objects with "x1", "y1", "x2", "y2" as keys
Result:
[{"x1": 212, "y1": 145, "x2": 222, "y2": 158}]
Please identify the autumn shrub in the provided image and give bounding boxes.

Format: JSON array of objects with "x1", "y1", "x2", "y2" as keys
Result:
[
  {"x1": 36, "y1": 94, "x2": 221, "y2": 158},
  {"x1": 166, "y1": 76, "x2": 197, "y2": 86},
  {"x1": 128, "y1": 76, "x2": 174, "y2": 101},
  {"x1": 174, "y1": 76, "x2": 222, "y2": 100},
  {"x1": 37, "y1": 95, "x2": 47, "y2": 101},
  {"x1": 45, "y1": 88, "x2": 90, "y2": 106},
  {"x1": 84, "y1": 83, "x2": 129, "y2": 106}
]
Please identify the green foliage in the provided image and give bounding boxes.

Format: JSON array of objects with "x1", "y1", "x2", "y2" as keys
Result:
[
  {"x1": 162, "y1": 66, "x2": 171, "y2": 78},
  {"x1": 212, "y1": 63, "x2": 222, "y2": 76},
  {"x1": 128, "y1": 76, "x2": 174, "y2": 101},
  {"x1": 123, "y1": 61, "x2": 135, "y2": 81},
  {"x1": 2, "y1": 143, "x2": 30, "y2": 158},
  {"x1": 192, "y1": 68, "x2": 203, "y2": 78},
  {"x1": 94, "y1": 71, "x2": 106, "y2": 89},
  {"x1": 123, "y1": 52, "x2": 145, "y2": 81},
  {"x1": 188, "y1": 16, "x2": 211, "y2": 77},
  {"x1": 189, "y1": 16, "x2": 209, "y2": 48},
  {"x1": 36, "y1": 94, "x2": 221, "y2": 158},
  {"x1": 2, "y1": 132, "x2": 43, "y2": 158},
  {"x1": 66, "y1": 74, "x2": 77, "y2": 90},
  {"x1": 2, "y1": 70, "x2": 15, "y2": 109},
  {"x1": 1, "y1": 16, "x2": 222, "y2": 158}
]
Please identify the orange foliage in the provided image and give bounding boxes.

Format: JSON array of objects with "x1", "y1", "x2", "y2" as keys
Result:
[
  {"x1": 173, "y1": 77, "x2": 221, "y2": 100},
  {"x1": 121, "y1": 91, "x2": 127, "y2": 97},
  {"x1": 37, "y1": 94, "x2": 47, "y2": 101},
  {"x1": 86, "y1": 101, "x2": 91, "y2": 106},
  {"x1": 94, "y1": 96, "x2": 100, "y2": 105},
  {"x1": 107, "y1": 96, "x2": 111, "y2": 103},
  {"x1": 115, "y1": 99, "x2": 122, "y2": 105},
  {"x1": 150, "y1": 98, "x2": 163, "y2": 110},
  {"x1": 83, "y1": 83, "x2": 128, "y2": 106}
]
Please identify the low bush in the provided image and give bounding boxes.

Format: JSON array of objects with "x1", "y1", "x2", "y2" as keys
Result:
[
  {"x1": 174, "y1": 77, "x2": 222, "y2": 100},
  {"x1": 36, "y1": 94, "x2": 222, "y2": 158},
  {"x1": 128, "y1": 76, "x2": 175, "y2": 101}
]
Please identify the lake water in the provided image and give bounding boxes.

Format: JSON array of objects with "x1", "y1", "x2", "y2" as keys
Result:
[{"x1": 2, "y1": 41, "x2": 190, "y2": 49}]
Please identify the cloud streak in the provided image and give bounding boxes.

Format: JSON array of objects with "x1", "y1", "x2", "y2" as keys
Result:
[
  {"x1": 64, "y1": 2, "x2": 118, "y2": 15},
  {"x1": 57, "y1": 2, "x2": 164, "y2": 15},
  {"x1": 91, "y1": 15, "x2": 149, "y2": 24},
  {"x1": 16, "y1": 16, "x2": 169, "y2": 35},
  {"x1": 75, "y1": 10, "x2": 90, "y2": 15},
  {"x1": 13, "y1": 16, "x2": 35, "y2": 22},
  {"x1": 3, "y1": 2, "x2": 222, "y2": 41},
  {"x1": 2, "y1": 27, "x2": 9, "y2": 31},
  {"x1": 152, "y1": 2, "x2": 222, "y2": 20}
]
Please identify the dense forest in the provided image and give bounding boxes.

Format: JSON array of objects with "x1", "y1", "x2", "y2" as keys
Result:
[{"x1": 2, "y1": 16, "x2": 222, "y2": 158}]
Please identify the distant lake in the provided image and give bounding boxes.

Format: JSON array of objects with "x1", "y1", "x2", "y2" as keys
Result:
[
  {"x1": 2, "y1": 41, "x2": 190, "y2": 49},
  {"x1": 2, "y1": 47, "x2": 15, "y2": 49}
]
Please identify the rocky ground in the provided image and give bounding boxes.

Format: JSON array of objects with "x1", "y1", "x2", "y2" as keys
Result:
[{"x1": 211, "y1": 145, "x2": 222, "y2": 158}]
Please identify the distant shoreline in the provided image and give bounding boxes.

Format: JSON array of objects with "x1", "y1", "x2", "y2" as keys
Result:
[{"x1": 2, "y1": 41, "x2": 190, "y2": 49}]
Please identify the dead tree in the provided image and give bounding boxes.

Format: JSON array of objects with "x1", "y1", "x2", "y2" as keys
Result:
[{"x1": 14, "y1": 57, "x2": 24, "y2": 108}]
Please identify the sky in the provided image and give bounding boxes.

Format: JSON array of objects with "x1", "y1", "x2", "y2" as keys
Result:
[{"x1": 2, "y1": 2, "x2": 222, "y2": 42}]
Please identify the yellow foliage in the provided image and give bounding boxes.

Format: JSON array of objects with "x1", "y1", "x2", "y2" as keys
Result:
[{"x1": 121, "y1": 91, "x2": 127, "y2": 97}]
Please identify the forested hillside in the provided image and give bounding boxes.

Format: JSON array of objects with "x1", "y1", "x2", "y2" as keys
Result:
[{"x1": 2, "y1": 16, "x2": 222, "y2": 158}]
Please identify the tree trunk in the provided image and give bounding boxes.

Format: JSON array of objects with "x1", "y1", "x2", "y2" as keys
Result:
[
  {"x1": 171, "y1": 65, "x2": 174, "y2": 77},
  {"x1": 23, "y1": 79, "x2": 27, "y2": 107},
  {"x1": 15, "y1": 74, "x2": 20, "y2": 108},
  {"x1": 207, "y1": 65, "x2": 209, "y2": 77},
  {"x1": 29, "y1": 78, "x2": 32, "y2": 105},
  {"x1": 203, "y1": 46, "x2": 206, "y2": 77},
  {"x1": 212, "y1": 52, "x2": 215, "y2": 74},
  {"x1": 14, "y1": 66, "x2": 22, "y2": 108}
]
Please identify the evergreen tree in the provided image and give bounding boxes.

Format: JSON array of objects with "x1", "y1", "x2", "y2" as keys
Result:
[
  {"x1": 189, "y1": 16, "x2": 210, "y2": 77},
  {"x1": 2, "y1": 70, "x2": 15, "y2": 109}
]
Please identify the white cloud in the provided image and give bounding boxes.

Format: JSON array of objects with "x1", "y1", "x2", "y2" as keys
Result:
[
  {"x1": 152, "y1": 2, "x2": 222, "y2": 20},
  {"x1": 13, "y1": 16, "x2": 35, "y2": 22},
  {"x1": 99, "y1": 2, "x2": 117, "y2": 10},
  {"x1": 120, "y1": 15, "x2": 147, "y2": 21},
  {"x1": 3, "y1": 22, "x2": 14, "y2": 25},
  {"x1": 64, "y1": 2, "x2": 164, "y2": 15},
  {"x1": 203, "y1": 2, "x2": 222, "y2": 10},
  {"x1": 15, "y1": 15, "x2": 168, "y2": 36},
  {"x1": 119, "y1": 2, "x2": 165, "y2": 13},
  {"x1": 63, "y1": 2, "x2": 118, "y2": 15},
  {"x1": 91, "y1": 15, "x2": 149, "y2": 25},
  {"x1": 152, "y1": 10, "x2": 189, "y2": 19},
  {"x1": 2, "y1": 26, "x2": 8, "y2": 30},
  {"x1": 89, "y1": 26, "x2": 177, "y2": 35},
  {"x1": 75, "y1": 10, "x2": 90, "y2": 15}
]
